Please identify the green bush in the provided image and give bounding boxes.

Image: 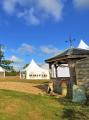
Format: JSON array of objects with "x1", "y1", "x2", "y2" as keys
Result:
[{"x1": 5, "y1": 71, "x2": 19, "y2": 76}]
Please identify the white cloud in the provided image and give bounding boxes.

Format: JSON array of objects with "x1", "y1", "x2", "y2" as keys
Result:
[
  {"x1": 18, "y1": 43, "x2": 35, "y2": 54},
  {"x1": 1, "y1": 0, "x2": 64, "y2": 25},
  {"x1": 73, "y1": 0, "x2": 89, "y2": 9},
  {"x1": 10, "y1": 55, "x2": 23, "y2": 63},
  {"x1": 40, "y1": 45, "x2": 60, "y2": 55},
  {"x1": 2, "y1": 0, "x2": 16, "y2": 14},
  {"x1": 18, "y1": 8, "x2": 40, "y2": 25},
  {"x1": 37, "y1": 0, "x2": 63, "y2": 21},
  {"x1": 9, "y1": 55, "x2": 24, "y2": 71}
]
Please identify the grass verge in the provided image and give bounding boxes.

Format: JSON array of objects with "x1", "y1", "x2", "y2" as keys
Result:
[{"x1": 0, "y1": 89, "x2": 89, "y2": 120}]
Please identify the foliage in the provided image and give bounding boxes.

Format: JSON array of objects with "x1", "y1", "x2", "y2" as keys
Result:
[
  {"x1": 0, "y1": 44, "x2": 4, "y2": 64},
  {"x1": 1, "y1": 64, "x2": 14, "y2": 71},
  {"x1": 5, "y1": 71, "x2": 19, "y2": 76},
  {"x1": 23, "y1": 63, "x2": 29, "y2": 69},
  {"x1": 0, "y1": 50, "x2": 4, "y2": 61},
  {"x1": 2, "y1": 60, "x2": 13, "y2": 65},
  {"x1": 0, "y1": 44, "x2": 14, "y2": 71}
]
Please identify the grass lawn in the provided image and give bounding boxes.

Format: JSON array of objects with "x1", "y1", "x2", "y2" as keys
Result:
[{"x1": 0, "y1": 89, "x2": 89, "y2": 120}]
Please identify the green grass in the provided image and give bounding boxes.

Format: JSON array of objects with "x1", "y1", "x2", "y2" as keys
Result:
[
  {"x1": 0, "y1": 89, "x2": 89, "y2": 120},
  {"x1": 0, "y1": 76, "x2": 49, "y2": 84}
]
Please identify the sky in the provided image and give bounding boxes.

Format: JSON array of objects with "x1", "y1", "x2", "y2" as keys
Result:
[{"x1": 0, "y1": 0, "x2": 89, "y2": 70}]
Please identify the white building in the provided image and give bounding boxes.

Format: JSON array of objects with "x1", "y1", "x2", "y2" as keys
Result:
[
  {"x1": 0, "y1": 66, "x2": 5, "y2": 78},
  {"x1": 20, "y1": 59, "x2": 50, "y2": 80}
]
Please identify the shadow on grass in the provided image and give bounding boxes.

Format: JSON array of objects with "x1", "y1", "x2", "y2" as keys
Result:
[
  {"x1": 52, "y1": 96, "x2": 89, "y2": 120},
  {"x1": 62, "y1": 108, "x2": 89, "y2": 120},
  {"x1": 34, "y1": 84, "x2": 48, "y2": 93}
]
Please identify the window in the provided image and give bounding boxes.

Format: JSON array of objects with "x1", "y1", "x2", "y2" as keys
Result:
[
  {"x1": 44, "y1": 74, "x2": 47, "y2": 77},
  {"x1": 34, "y1": 74, "x2": 36, "y2": 77},
  {"x1": 29, "y1": 74, "x2": 32, "y2": 77}
]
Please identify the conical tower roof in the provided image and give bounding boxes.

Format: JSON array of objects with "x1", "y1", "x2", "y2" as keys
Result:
[{"x1": 78, "y1": 40, "x2": 89, "y2": 50}]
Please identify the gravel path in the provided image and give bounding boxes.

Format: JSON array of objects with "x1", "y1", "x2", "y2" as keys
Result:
[{"x1": 0, "y1": 82, "x2": 46, "y2": 95}]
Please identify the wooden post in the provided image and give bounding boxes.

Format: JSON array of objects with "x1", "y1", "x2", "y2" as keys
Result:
[
  {"x1": 68, "y1": 60, "x2": 76, "y2": 99},
  {"x1": 54, "y1": 64, "x2": 58, "y2": 78},
  {"x1": 49, "y1": 63, "x2": 52, "y2": 79}
]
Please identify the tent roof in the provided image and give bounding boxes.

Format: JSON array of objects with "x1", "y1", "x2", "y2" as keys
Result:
[
  {"x1": 23, "y1": 59, "x2": 48, "y2": 73},
  {"x1": 78, "y1": 40, "x2": 89, "y2": 50},
  {"x1": 0, "y1": 66, "x2": 5, "y2": 72},
  {"x1": 45, "y1": 48, "x2": 89, "y2": 63}
]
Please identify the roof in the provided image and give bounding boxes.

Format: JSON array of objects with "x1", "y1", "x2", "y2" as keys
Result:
[
  {"x1": 78, "y1": 40, "x2": 89, "y2": 50},
  {"x1": 0, "y1": 66, "x2": 5, "y2": 72},
  {"x1": 22, "y1": 59, "x2": 49, "y2": 73},
  {"x1": 45, "y1": 48, "x2": 89, "y2": 63}
]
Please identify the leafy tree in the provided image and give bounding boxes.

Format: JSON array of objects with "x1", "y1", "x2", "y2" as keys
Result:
[
  {"x1": 2, "y1": 60, "x2": 13, "y2": 65},
  {"x1": 2, "y1": 60, "x2": 14, "y2": 71},
  {"x1": 23, "y1": 63, "x2": 29, "y2": 69},
  {"x1": 0, "y1": 44, "x2": 4, "y2": 65},
  {"x1": 0, "y1": 44, "x2": 14, "y2": 71}
]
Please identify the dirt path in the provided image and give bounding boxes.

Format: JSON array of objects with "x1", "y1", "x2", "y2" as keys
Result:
[{"x1": 0, "y1": 82, "x2": 46, "y2": 95}]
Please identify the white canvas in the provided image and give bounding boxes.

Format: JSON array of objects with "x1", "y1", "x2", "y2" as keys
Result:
[{"x1": 20, "y1": 59, "x2": 50, "y2": 80}]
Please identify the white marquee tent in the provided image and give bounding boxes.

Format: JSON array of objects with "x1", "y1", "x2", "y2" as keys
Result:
[
  {"x1": 20, "y1": 59, "x2": 50, "y2": 80},
  {"x1": 0, "y1": 66, "x2": 5, "y2": 78}
]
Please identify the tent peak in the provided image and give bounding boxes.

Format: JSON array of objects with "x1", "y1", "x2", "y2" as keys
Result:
[
  {"x1": 30, "y1": 59, "x2": 37, "y2": 65},
  {"x1": 78, "y1": 40, "x2": 89, "y2": 50}
]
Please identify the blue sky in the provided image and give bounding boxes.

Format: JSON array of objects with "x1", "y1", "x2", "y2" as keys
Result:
[{"x1": 0, "y1": 0, "x2": 89, "y2": 69}]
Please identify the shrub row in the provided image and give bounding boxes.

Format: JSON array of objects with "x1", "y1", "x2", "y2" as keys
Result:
[{"x1": 5, "y1": 71, "x2": 20, "y2": 76}]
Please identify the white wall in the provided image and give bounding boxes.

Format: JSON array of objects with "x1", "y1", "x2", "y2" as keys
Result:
[
  {"x1": 26, "y1": 70, "x2": 50, "y2": 80},
  {"x1": 51, "y1": 65, "x2": 70, "y2": 78},
  {"x1": 0, "y1": 72, "x2": 5, "y2": 78}
]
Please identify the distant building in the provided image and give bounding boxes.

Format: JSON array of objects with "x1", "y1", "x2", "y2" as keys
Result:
[
  {"x1": 20, "y1": 59, "x2": 50, "y2": 80},
  {"x1": 0, "y1": 66, "x2": 5, "y2": 78}
]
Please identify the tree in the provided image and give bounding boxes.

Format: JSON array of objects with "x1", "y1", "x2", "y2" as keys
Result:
[
  {"x1": 23, "y1": 63, "x2": 29, "y2": 69},
  {"x1": 0, "y1": 44, "x2": 4, "y2": 65},
  {"x1": 0, "y1": 43, "x2": 14, "y2": 71},
  {"x1": 2, "y1": 60, "x2": 14, "y2": 71}
]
